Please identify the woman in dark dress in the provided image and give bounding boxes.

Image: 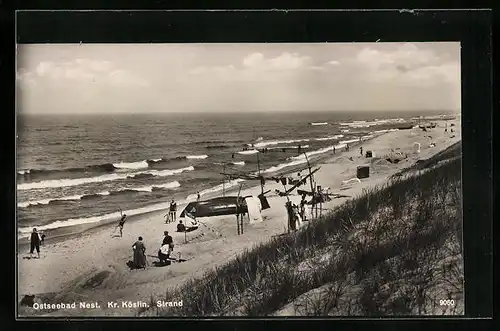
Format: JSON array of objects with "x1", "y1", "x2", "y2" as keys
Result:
[{"x1": 132, "y1": 236, "x2": 147, "y2": 269}]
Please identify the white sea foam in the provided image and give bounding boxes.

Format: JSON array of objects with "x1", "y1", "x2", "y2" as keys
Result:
[
  {"x1": 186, "y1": 155, "x2": 209, "y2": 159},
  {"x1": 17, "y1": 166, "x2": 195, "y2": 190},
  {"x1": 251, "y1": 138, "x2": 310, "y2": 148},
  {"x1": 113, "y1": 160, "x2": 149, "y2": 170},
  {"x1": 339, "y1": 118, "x2": 407, "y2": 128},
  {"x1": 17, "y1": 182, "x2": 179, "y2": 208},
  {"x1": 310, "y1": 122, "x2": 328, "y2": 126},
  {"x1": 16, "y1": 179, "x2": 238, "y2": 235},
  {"x1": 128, "y1": 181, "x2": 181, "y2": 192},
  {"x1": 315, "y1": 134, "x2": 344, "y2": 141},
  {"x1": 238, "y1": 149, "x2": 259, "y2": 155},
  {"x1": 232, "y1": 161, "x2": 245, "y2": 166}
]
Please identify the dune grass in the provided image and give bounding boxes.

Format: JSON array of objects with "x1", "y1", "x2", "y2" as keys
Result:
[{"x1": 144, "y1": 150, "x2": 463, "y2": 317}]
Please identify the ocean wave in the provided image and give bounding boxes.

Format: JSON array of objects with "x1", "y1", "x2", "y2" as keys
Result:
[
  {"x1": 17, "y1": 181, "x2": 180, "y2": 208},
  {"x1": 17, "y1": 166, "x2": 194, "y2": 190},
  {"x1": 314, "y1": 134, "x2": 344, "y2": 141},
  {"x1": 250, "y1": 138, "x2": 310, "y2": 148},
  {"x1": 339, "y1": 118, "x2": 407, "y2": 128},
  {"x1": 238, "y1": 149, "x2": 259, "y2": 155},
  {"x1": 266, "y1": 145, "x2": 310, "y2": 150},
  {"x1": 186, "y1": 155, "x2": 209, "y2": 159},
  {"x1": 122, "y1": 181, "x2": 181, "y2": 193},
  {"x1": 232, "y1": 161, "x2": 245, "y2": 166},
  {"x1": 113, "y1": 160, "x2": 149, "y2": 170},
  {"x1": 309, "y1": 122, "x2": 328, "y2": 126},
  {"x1": 17, "y1": 163, "x2": 117, "y2": 176},
  {"x1": 17, "y1": 180, "x2": 240, "y2": 235},
  {"x1": 262, "y1": 138, "x2": 373, "y2": 174}
]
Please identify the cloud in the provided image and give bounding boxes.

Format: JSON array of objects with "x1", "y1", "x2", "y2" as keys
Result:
[
  {"x1": 243, "y1": 52, "x2": 312, "y2": 71},
  {"x1": 351, "y1": 43, "x2": 459, "y2": 86},
  {"x1": 189, "y1": 52, "x2": 316, "y2": 79},
  {"x1": 17, "y1": 58, "x2": 150, "y2": 88}
]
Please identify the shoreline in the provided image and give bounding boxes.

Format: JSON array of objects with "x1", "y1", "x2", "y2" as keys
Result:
[{"x1": 17, "y1": 132, "x2": 381, "y2": 249}]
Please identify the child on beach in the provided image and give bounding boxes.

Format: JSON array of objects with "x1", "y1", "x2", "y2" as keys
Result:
[{"x1": 115, "y1": 214, "x2": 127, "y2": 237}]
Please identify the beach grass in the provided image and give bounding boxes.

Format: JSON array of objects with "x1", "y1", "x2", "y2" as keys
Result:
[{"x1": 144, "y1": 144, "x2": 463, "y2": 317}]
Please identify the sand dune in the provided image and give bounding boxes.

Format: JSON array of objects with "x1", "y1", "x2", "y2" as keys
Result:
[{"x1": 17, "y1": 119, "x2": 461, "y2": 317}]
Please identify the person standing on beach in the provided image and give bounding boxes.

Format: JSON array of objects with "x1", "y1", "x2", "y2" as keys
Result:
[
  {"x1": 333, "y1": 146, "x2": 336, "y2": 154},
  {"x1": 300, "y1": 195, "x2": 307, "y2": 221},
  {"x1": 360, "y1": 146, "x2": 363, "y2": 156},
  {"x1": 166, "y1": 199, "x2": 177, "y2": 224},
  {"x1": 197, "y1": 191, "x2": 201, "y2": 201},
  {"x1": 29, "y1": 228, "x2": 41, "y2": 259},
  {"x1": 132, "y1": 236, "x2": 147, "y2": 269},
  {"x1": 115, "y1": 214, "x2": 127, "y2": 237}
]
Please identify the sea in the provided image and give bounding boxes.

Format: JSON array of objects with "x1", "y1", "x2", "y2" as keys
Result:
[{"x1": 16, "y1": 110, "x2": 456, "y2": 239}]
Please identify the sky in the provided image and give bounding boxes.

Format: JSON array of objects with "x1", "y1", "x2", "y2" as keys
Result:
[{"x1": 16, "y1": 42, "x2": 461, "y2": 114}]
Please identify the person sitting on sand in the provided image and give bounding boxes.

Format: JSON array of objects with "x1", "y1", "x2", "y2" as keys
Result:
[
  {"x1": 132, "y1": 236, "x2": 147, "y2": 269},
  {"x1": 177, "y1": 220, "x2": 186, "y2": 232},
  {"x1": 40, "y1": 232, "x2": 46, "y2": 246},
  {"x1": 29, "y1": 228, "x2": 41, "y2": 259},
  {"x1": 115, "y1": 214, "x2": 127, "y2": 237},
  {"x1": 158, "y1": 244, "x2": 170, "y2": 264},
  {"x1": 162, "y1": 231, "x2": 174, "y2": 253}
]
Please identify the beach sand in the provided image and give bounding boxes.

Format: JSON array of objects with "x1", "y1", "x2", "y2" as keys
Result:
[{"x1": 17, "y1": 119, "x2": 461, "y2": 317}]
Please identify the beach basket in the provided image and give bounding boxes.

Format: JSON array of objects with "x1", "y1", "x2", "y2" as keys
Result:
[
  {"x1": 356, "y1": 166, "x2": 370, "y2": 179},
  {"x1": 365, "y1": 151, "x2": 373, "y2": 158}
]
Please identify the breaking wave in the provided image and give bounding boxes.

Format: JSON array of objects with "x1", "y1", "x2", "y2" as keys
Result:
[
  {"x1": 17, "y1": 180, "x2": 241, "y2": 235},
  {"x1": 249, "y1": 138, "x2": 310, "y2": 148},
  {"x1": 113, "y1": 160, "x2": 149, "y2": 170},
  {"x1": 339, "y1": 118, "x2": 407, "y2": 128},
  {"x1": 186, "y1": 155, "x2": 209, "y2": 159},
  {"x1": 17, "y1": 181, "x2": 181, "y2": 208},
  {"x1": 17, "y1": 166, "x2": 194, "y2": 190}
]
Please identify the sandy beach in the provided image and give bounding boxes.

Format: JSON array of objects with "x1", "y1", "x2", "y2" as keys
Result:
[{"x1": 17, "y1": 119, "x2": 461, "y2": 317}]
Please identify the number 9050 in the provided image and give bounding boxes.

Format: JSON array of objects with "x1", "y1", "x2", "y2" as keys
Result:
[{"x1": 439, "y1": 299, "x2": 455, "y2": 306}]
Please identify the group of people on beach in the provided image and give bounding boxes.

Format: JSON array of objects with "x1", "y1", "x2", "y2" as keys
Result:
[{"x1": 118, "y1": 197, "x2": 200, "y2": 269}]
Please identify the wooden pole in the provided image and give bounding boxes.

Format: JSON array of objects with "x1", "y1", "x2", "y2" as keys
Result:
[
  {"x1": 304, "y1": 153, "x2": 317, "y2": 220},
  {"x1": 237, "y1": 214, "x2": 240, "y2": 235},
  {"x1": 240, "y1": 214, "x2": 244, "y2": 234},
  {"x1": 222, "y1": 164, "x2": 225, "y2": 197},
  {"x1": 282, "y1": 181, "x2": 291, "y2": 233},
  {"x1": 236, "y1": 183, "x2": 243, "y2": 235}
]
